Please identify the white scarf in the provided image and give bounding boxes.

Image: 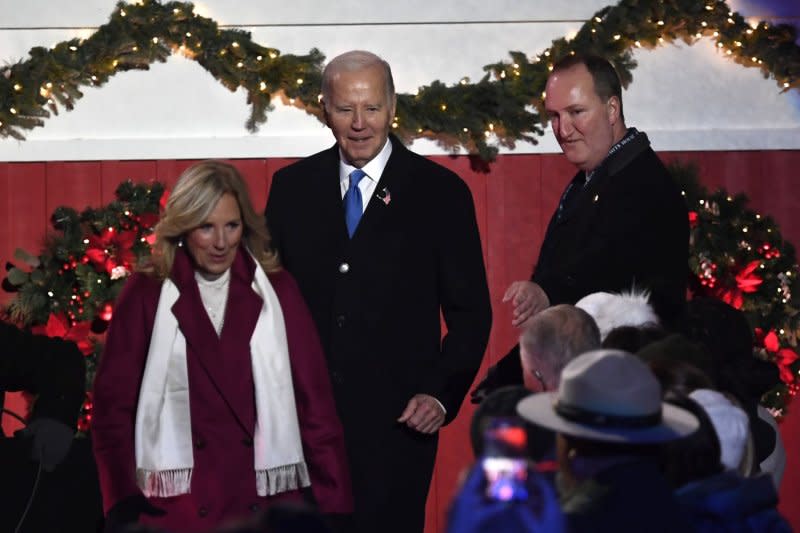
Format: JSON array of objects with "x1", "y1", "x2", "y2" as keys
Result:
[{"x1": 134, "y1": 260, "x2": 310, "y2": 497}]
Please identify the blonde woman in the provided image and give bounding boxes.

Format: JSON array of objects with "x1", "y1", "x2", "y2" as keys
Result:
[{"x1": 92, "y1": 161, "x2": 352, "y2": 532}]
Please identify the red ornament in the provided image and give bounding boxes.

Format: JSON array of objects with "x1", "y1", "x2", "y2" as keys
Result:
[{"x1": 688, "y1": 211, "x2": 699, "y2": 228}]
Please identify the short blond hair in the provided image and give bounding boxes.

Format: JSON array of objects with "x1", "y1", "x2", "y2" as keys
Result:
[{"x1": 144, "y1": 160, "x2": 280, "y2": 278}]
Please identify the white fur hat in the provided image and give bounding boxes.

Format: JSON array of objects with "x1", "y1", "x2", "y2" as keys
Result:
[
  {"x1": 575, "y1": 290, "x2": 658, "y2": 340},
  {"x1": 689, "y1": 389, "x2": 750, "y2": 471}
]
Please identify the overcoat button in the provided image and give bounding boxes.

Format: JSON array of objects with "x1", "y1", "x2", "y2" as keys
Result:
[{"x1": 242, "y1": 437, "x2": 254, "y2": 447}]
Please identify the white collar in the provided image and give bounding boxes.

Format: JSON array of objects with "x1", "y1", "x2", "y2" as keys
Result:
[{"x1": 339, "y1": 137, "x2": 393, "y2": 184}]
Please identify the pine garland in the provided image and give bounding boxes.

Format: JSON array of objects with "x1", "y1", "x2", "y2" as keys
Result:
[{"x1": 1, "y1": 0, "x2": 798, "y2": 161}]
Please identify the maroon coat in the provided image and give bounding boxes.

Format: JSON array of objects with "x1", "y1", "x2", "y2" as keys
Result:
[{"x1": 92, "y1": 247, "x2": 352, "y2": 532}]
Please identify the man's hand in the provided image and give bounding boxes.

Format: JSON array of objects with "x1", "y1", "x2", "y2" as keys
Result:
[
  {"x1": 397, "y1": 394, "x2": 446, "y2": 434},
  {"x1": 502, "y1": 281, "x2": 550, "y2": 327}
]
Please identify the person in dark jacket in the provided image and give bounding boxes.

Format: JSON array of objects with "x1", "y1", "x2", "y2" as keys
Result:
[
  {"x1": 0, "y1": 320, "x2": 93, "y2": 532},
  {"x1": 472, "y1": 54, "x2": 688, "y2": 402}
]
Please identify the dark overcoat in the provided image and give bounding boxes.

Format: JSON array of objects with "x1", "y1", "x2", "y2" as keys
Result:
[{"x1": 266, "y1": 135, "x2": 492, "y2": 532}]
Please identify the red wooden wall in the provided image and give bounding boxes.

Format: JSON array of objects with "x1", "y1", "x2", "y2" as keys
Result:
[{"x1": 1, "y1": 150, "x2": 798, "y2": 532}]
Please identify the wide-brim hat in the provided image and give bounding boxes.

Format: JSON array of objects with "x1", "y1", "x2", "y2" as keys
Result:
[{"x1": 517, "y1": 349, "x2": 698, "y2": 444}]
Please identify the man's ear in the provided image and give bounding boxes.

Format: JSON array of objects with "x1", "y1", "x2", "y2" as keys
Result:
[
  {"x1": 320, "y1": 98, "x2": 331, "y2": 128},
  {"x1": 606, "y1": 95, "x2": 621, "y2": 125}
]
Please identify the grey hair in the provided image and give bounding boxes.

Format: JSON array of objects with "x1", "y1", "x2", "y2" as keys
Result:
[
  {"x1": 321, "y1": 50, "x2": 395, "y2": 102},
  {"x1": 520, "y1": 304, "x2": 601, "y2": 388}
]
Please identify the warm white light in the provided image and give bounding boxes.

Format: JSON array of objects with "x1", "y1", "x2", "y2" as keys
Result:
[
  {"x1": 296, "y1": 78, "x2": 303, "y2": 85},
  {"x1": 152, "y1": 37, "x2": 159, "y2": 44},
  {"x1": 232, "y1": 42, "x2": 239, "y2": 48}
]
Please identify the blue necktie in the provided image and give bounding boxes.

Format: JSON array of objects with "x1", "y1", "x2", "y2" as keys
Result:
[{"x1": 344, "y1": 169, "x2": 366, "y2": 237}]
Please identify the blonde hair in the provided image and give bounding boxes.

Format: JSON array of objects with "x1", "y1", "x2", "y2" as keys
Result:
[{"x1": 143, "y1": 160, "x2": 280, "y2": 278}]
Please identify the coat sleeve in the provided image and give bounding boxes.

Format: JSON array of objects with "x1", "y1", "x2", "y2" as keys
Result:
[
  {"x1": 273, "y1": 270, "x2": 354, "y2": 514},
  {"x1": 419, "y1": 174, "x2": 493, "y2": 423},
  {"x1": 91, "y1": 274, "x2": 155, "y2": 514},
  {"x1": 0, "y1": 321, "x2": 86, "y2": 429}
]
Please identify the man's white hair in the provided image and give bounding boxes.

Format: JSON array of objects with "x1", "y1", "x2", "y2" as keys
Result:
[{"x1": 575, "y1": 289, "x2": 658, "y2": 341}]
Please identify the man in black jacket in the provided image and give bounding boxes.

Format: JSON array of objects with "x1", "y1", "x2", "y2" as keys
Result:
[
  {"x1": 474, "y1": 54, "x2": 688, "y2": 398},
  {"x1": 266, "y1": 50, "x2": 492, "y2": 533}
]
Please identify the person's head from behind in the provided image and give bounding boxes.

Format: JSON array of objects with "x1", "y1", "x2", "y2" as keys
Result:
[
  {"x1": 519, "y1": 304, "x2": 600, "y2": 392},
  {"x1": 152, "y1": 160, "x2": 278, "y2": 279},
  {"x1": 544, "y1": 54, "x2": 626, "y2": 173},
  {"x1": 602, "y1": 324, "x2": 667, "y2": 353},
  {"x1": 647, "y1": 357, "x2": 714, "y2": 398},
  {"x1": 321, "y1": 50, "x2": 397, "y2": 169}
]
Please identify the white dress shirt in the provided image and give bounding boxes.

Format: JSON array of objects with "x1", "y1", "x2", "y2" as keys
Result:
[{"x1": 338, "y1": 138, "x2": 393, "y2": 212}]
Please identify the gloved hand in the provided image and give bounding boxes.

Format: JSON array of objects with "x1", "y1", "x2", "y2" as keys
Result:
[
  {"x1": 16, "y1": 417, "x2": 75, "y2": 472},
  {"x1": 447, "y1": 462, "x2": 565, "y2": 533},
  {"x1": 104, "y1": 494, "x2": 166, "y2": 533}
]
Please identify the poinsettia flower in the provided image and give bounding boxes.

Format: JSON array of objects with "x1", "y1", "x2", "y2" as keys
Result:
[
  {"x1": 716, "y1": 287, "x2": 744, "y2": 310},
  {"x1": 777, "y1": 348, "x2": 799, "y2": 384},
  {"x1": 764, "y1": 330, "x2": 780, "y2": 353},
  {"x1": 85, "y1": 227, "x2": 137, "y2": 275},
  {"x1": 32, "y1": 313, "x2": 94, "y2": 355},
  {"x1": 736, "y1": 260, "x2": 763, "y2": 293}
]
